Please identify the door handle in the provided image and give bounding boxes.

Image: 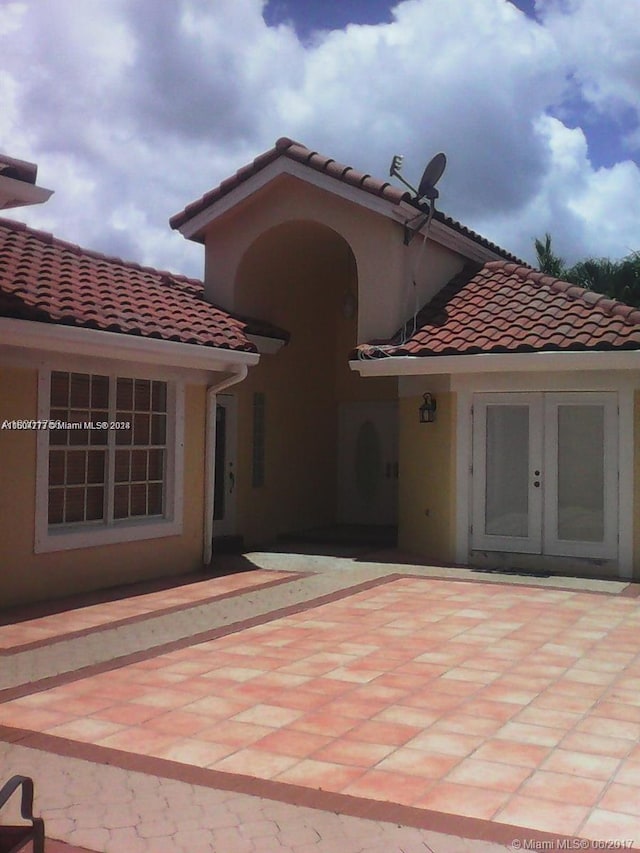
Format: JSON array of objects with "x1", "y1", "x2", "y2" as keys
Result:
[{"x1": 229, "y1": 469, "x2": 235, "y2": 493}]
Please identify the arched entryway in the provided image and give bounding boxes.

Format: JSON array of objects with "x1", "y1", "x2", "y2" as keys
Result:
[{"x1": 222, "y1": 220, "x2": 398, "y2": 548}]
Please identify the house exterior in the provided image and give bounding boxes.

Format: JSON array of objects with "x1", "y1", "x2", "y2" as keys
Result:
[{"x1": 2, "y1": 140, "x2": 640, "y2": 607}]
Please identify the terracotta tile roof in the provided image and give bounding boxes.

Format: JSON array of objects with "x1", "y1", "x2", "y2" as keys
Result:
[
  {"x1": 170, "y1": 138, "x2": 521, "y2": 262},
  {"x1": 357, "y1": 261, "x2": 640, "y2": 358},
  {"x1": 0, "y1": 219, "x2": 287, "y2": 351}
]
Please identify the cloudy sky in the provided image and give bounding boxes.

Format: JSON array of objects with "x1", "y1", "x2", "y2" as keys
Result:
[{"x1": 1, "y1": 0, "x2": 639, "y2": 279}]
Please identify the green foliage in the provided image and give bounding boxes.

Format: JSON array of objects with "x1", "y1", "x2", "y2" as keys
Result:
[{"x1": 533, "y1": 235, "x2": 640, "y2": 307}]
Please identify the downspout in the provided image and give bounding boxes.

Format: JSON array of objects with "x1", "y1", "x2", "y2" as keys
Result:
[{"x1": 204, "y1": 366, "x2": 248, "y2": 566}]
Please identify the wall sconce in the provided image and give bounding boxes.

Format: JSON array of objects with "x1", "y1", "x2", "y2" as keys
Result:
[{"x1": 419, "y1": 393, "x2": 437, "y2": 423}]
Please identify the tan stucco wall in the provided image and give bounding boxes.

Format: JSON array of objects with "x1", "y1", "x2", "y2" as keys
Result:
[
  {"x1": 397, "y1": 392, "x2": 457, "y2": 563},
  {"x1": 0, "y1": 366, "x2": 206, "y2": 608},
  {"x1": 231, "y1": 221, "x2": 396, "y2": 547},
  {"x1": 202, "y1": 175, "x2": 463, "y2": 344}
]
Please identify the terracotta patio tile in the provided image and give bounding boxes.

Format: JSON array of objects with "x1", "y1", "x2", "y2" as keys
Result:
[
  {"x1": 345, "y1": 720, "x2": 422, "y2": 747},
  {"x1": 542, "y1": 748, "x2": 621, "y2": 780},
  {"x1": 46, "y1": 717, "x2": 125, "y2": 742},
  {"x1": 472, "y1": 739, "x2": 549, "y2": 768},
  {"x1": 251, "y1": 728, "x2": 331, "y2": 758},
  {"x1": 197, "y1": 719, "x2": 273, "y2": 747},
  {"x1": 95, "y1": 727, "x2": 177, "y2": 755},
  {"x1": 579, "y1": 809, "x2": 640, "y2": 843},
  {"x1": 576, "y1": 716, "x2": 640, "y2": 741},
  {"x1": 341, "y1": 769, "x2": 433, "y2": 805},
  {"x1": 445, "y1": 758, "x2": 532, "y2": 792},
  {"x1": 92, "y1": 702, "x2": 164, "y2": 726},
  {"x1": 513, "y1": 705, "x2": 581, "y2": 730},
  {"x1": 154, "y1": 737, "x2": 236, "y2": 767},
  {"x1": 426, "y1": 712, "x2": 501, "y2": 737},
  {"x1": 531, "y1": 691, "x2": 597, "y2": 714},
  {"x1": 494, "y1": 721, "x2": 565, "y2": 748},
  {"x1": 212, "y1": 747, "x2": 301, "y2": 779},
  {"x1": 402, "y1": 690, "x2": 462, "y2": 713},
  {"x1": 460, "y1": 699, "x2": 520, "y2": 722},
  {"x1": 232, "y1": 703, "x2": 303, "y2": 728},
  {"x1": 494, "y1": 794, "x2": 589, "y2": 834},
  {"x1": 559, "y1": 730, "x2": 633, "y2": 758},
  {"x1": 274, "y1": 758, "x2": 365, "y2": 791},
  {"x1": 373, "y1": 705, "x2": 440, "y2": 728},
  {"x1": 519, "y1": 769, "x2": 606, "y2": 806},
  {"x1": 598, "y1": 782, "x2": 640, "y2": 816},
  {"x1": 135, "y1": 688, "x2": 193, "y2": 709},
  {"x1": 614, "y1": 761, "x2": 640, "y2": 787},
  {"x1": 0, "y1": 705, "x2": 70, "y2": 730},
  {"x1": 405, "y1": 730, "x2": 484, "y2": 757},
  {"x1": 144, "y1": 709, "x2": 213, "y2": 737},
  {"x1": 415, "y1": 781, "x2": 509, "y2": 820},
  {"x1": 181, "y1": 695, "x2": 250, "y2": 718},
  {"x1": 375, "y1": 747, "x2": 460, "y2": 779},
  {"x1": 594, "y1": 702, "x2": 640, "y2": 724},
  {"x1": 312, "y1": 739, "x2": 396, "y2": 768},
  {"x1": 290, "y1": 710, "x2": 358, "y2": 738}
]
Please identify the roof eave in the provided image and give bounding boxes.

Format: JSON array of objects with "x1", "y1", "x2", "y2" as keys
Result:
[
  {"x1": 172, "y1": 158, "x2": 398, "y2": 242},
  {"x1": 0, "y1": 317, "x2": 260, "y2": 372},
  {"x1": 0, "y1": 175, "x2": 53, "y2": 211},
  {"x1": 350, "y1": 349, "x2": 640, "y2": 376}
]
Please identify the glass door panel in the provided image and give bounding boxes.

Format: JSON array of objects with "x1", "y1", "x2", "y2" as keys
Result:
[
  {"x1": 543, "y1": 393, "x2": 617, "y2": 559},
  {"x1": 472, "y1": 393, "x2": 543, "y2": 554},
  {"x1": 485, "y1": 406, "x2": 530, "y2": 537},
  {"x1": 557, "y1": 405, "x2": 604, "y2": 542}
]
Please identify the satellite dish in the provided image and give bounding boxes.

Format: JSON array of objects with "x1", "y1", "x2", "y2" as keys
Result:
[{"x1": 417, "y1": 152, "x2": 447, "y2": 201}]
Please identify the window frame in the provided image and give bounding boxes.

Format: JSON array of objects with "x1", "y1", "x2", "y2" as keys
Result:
[{"x1": 35, "y1": 369, "x2": 184, "y2": 553}]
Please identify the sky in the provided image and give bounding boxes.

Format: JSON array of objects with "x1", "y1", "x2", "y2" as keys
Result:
[{"x1": 1, "y1": 0, "x2": 639, "y2": 280}]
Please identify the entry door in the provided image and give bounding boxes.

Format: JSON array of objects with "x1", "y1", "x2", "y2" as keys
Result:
[
  {"x1": 338, "y1": 401, "x2": 398, "y2": 525},
  {"x1": 213, "y1": 394, "x2": 237, "y2": 537},
  {"x1": 472, "y1": 393, "x2": 618, "y2": 559}
]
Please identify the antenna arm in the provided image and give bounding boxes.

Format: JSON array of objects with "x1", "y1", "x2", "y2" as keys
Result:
[{"x1": 391, "y1": 172, "x2": 419, "y2": 196}]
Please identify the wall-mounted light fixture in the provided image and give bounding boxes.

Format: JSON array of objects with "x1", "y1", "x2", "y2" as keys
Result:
[{"x1": 419, "y1": 393, "x2": 437, "y2": 424}]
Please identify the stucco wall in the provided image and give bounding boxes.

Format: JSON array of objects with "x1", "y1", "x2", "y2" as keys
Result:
[
  {"x1": 397, "y1": 392, "x2": 457, "y2": 562},
  {"x1": 231, "y1": 221, "x2": 397, "y2": 547},
  {"x1": 0, "y1": 366, "x2": 206, "y2": 608},
  {"x1": 202, "y1": 175, "x2": 462, "y2": 344}
]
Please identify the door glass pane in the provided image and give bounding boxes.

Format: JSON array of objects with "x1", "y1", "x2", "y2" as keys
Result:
[
  {"x1": 557, "y1": 405, "x2": 604, "y2": 542},
  {"x1": 485, "y1": 406, "x2": 529, "y2": 537}
]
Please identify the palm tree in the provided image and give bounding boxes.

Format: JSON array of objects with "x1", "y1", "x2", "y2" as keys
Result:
[
  {"x1": 533, "y1": 236, "x2": 640, "y2": 307},
  {"x1": 534, "y1": 233, "x2": 566, "y2": 278}
]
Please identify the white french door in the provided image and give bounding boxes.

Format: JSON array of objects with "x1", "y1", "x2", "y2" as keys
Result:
[{"x1": 472, "y1": 392, "x2": 618, "y2": 559}]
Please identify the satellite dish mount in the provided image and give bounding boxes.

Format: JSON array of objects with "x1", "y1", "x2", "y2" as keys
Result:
[{"x1": 389, "y1": 152, "x2": 447, "y2": 245}]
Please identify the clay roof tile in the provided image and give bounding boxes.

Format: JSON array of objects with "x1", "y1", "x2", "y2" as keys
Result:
[
  {"x1": 357, "y1": 260, "x2": 640, "y2": 359},
  {"x1": 0, "y1": 217, "x2": 288, "y2": 351}
]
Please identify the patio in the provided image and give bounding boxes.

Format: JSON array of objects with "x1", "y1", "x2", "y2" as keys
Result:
[{"x1": 1, "y1": 551, "x2": 639, "y2": 851}]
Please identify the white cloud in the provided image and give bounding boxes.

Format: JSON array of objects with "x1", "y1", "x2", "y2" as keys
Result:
[
  {"x1": 0, "y1": 0, "x2": 638, "y2": 280},
  {"x1": 539, "y1": 0, "x2": 640, "y2": 124}
]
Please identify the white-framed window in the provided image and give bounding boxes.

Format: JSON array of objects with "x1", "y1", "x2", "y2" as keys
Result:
[{"x1": 35, "y1": 369, "x2": 184, "y2": 553}]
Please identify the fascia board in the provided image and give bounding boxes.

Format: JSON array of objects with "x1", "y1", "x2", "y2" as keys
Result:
[
  {"x1": 178, "y1": 159, "x2": 396, "y2": 240},
  {"x1": 0, "y1": 317, "x2": 259, "y2": 372},
  {"x1": 0, "y1": 175, "x2": 54, "y2": 210},
  {"x1": 350, "y1": 350, "x2": 640, "y2": 377},
  {"x1": 390, "y1": 202, "x2": 507, "y2": 264}
]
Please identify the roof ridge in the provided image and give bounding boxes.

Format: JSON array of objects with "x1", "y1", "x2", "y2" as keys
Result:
[
  {"x1": 0, "y1": 216, "x2": 203, "y2": 288},
  {"x1": 484, "y1": 259, "x2": 640, "y2": 327}
]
